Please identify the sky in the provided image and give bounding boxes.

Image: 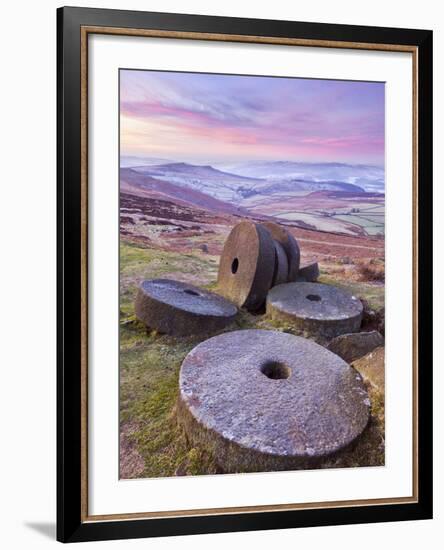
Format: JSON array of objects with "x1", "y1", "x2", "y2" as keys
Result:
[{"x1": 120, "y1": 69, "x2": 385, "y2": 166}]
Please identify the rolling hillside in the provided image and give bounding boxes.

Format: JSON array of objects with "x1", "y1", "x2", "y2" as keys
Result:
[{"x1": 120, "y1": 159, "x2": 385, "y2": 237}]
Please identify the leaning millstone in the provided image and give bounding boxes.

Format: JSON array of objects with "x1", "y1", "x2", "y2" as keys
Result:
[
  {"x1": 271, "y1": 240, "x2": 289, "y2": 286},
  {"x1": 296, "y1": 262, "x2": 320, "y2": 282},
  {"x1": 178, "y1": 329, "x2": 370, "y2": 473},
  {"x1": 261, "y1": 222, "x2": 300, "y2": 281},
  {"x1": 266, "y1": 282, "x2": 363, "y2": 338},
  {"x1": 217, "y1": 221, "x2": 275, "y2": 311},
  {"x1": 135, "y1": 279, "x2": 237, "y2": 336},
  {"x1": 327, "y1": 331, "x2": 384, "y2": 364}
]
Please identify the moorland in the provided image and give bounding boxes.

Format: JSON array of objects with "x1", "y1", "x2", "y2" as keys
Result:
[{"x1": 119, "y1": 158, "x2": 385, "y2": 479}]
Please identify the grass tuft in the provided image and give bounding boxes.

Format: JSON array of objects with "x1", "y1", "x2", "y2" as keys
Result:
[{"x1": 356, "y1": 258, "x2": 385, "y2": 282}]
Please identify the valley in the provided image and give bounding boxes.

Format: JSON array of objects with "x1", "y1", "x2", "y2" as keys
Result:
[{"x1": 121, "y1": 158, "x2": 385, "y2": 238}]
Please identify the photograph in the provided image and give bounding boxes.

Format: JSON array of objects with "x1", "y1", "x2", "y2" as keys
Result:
[
  {"x1": 0, "y1": 0, "x2": 438, "y2": 544},
  {"x1": 53, "y1": 4, "x2": 433, "y2": 543},
  {"x1": 119, "y1": 69, "x2": 386, "y2": 479}
]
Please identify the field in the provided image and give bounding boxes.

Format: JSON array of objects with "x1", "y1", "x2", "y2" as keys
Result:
[
  {"x1": 246, "y1": 191, "x2": 385, "y2": 237},
  {"x1": 119, "y1": 188, "x2": 385, "y2": 479}
]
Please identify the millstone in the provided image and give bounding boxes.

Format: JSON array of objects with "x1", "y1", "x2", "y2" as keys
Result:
[
  {"x1": 271, "y1": 240, "x2": 289, "y2": 286},
  {"x1": 135, "y1": 279, "x2": 237, "y2": 336},
  {"x1": 266, "y1": 282, "x2": 363, "y2": 338},
  {"x1": 261, "y1": 222, "x2": 300, "y2": 281},
  {"x1": 178, "y1": 329, "x2": 370, "y2": 473},
  {"x1": 217, "y1": 221, "x2": 275, "y2": 311}
]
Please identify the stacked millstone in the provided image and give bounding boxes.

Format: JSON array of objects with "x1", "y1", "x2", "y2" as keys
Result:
[
  {"x1": 178, "y1": 329, "x2": 370, "y2": 473},
  {"x1": 217, "y1": 221, "x2": 305, "y2": 311},
  {"x1": 217, "y1": 220, "x2": 363, "y2": 338},
  {"x1": 135, "y1": 279, "x2": 237, "y2": 336}
]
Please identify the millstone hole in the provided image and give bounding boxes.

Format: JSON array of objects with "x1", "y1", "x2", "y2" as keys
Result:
[
  {"x1": 260, "y1": 361, "x2": 291, "y2": 380},
  {"x1": 306, "y1": 294, "x2": 321, "y2": 302},
  {"x1": 231, "y1": 258, "x2": 239, "y2": 274},
  {"x1": 184, "y1": 289, "x2": 200, "y2": 296}
]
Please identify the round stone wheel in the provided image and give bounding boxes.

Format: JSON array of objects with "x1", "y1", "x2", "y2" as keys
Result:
[
  {"x1": 178, "y1": 329, "x2": 370, "y2": 473},
  {"x1": 135, "y1": 279, "x2": 237, "y2": 336},
  {"x1": 261, "y1": 222, "x2": 300, "y2": 281},
  {"x1": 266, "y1": 282, "x2": 363, "y2": 338},
  {"x1": 217, "y1": 221, "x2": 275, "y2": 311},
  {"x1": 271, "y1": 240, "x2": 289, "y2": 286}
]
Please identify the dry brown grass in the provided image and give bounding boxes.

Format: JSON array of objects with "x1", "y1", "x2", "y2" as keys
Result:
[{"x1": 356, "y1": 258, "x2": 385, "y2": 282}]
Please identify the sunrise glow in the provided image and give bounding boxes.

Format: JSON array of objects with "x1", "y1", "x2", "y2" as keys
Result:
[{"x1": 120, "y1": 70, "x2": 384, "y2": 165}]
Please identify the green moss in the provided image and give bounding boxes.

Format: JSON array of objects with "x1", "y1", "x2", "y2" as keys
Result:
[
  {"x1": 119, "y1": 318, "x2": 219, "y2": 478},
  {"x1": 120, "y1": 241, "x2": 218, "y2": 315}
]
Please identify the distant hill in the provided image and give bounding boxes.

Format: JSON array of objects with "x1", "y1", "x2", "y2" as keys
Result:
[
  {"x1": 120, "y1": 168, "x2": 250, "y2": 216},
  {"x1": 249, "y1": 178, "x2": 364, "y2": 196},
  {"x1": 134, "y1": 162, "x2": 259, "y2": 180},
  {"x1": 129, "y1": 162, "x2": 264, "y2": 203},
  {"x1": 124, "y1": 161, "x2": 374, "y2": 205},
  {"x1": 119, "y1": 160, "x2": 385, "y2": 237},
  {"x1": 216, "y1": 160, "x2": 385, "y2": 193},
  {"x1": 120, "y1": 156, "x2": 172, "y2": 167}
]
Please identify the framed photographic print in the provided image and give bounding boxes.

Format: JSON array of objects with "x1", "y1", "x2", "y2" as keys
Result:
[{"x1": 57, "y1": 6, "x2": 433, "y2": 543}]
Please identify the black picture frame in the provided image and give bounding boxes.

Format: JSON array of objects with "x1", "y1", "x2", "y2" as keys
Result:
[{"x1": 57, "y1": 6, "x2": 433, "y2": 543}]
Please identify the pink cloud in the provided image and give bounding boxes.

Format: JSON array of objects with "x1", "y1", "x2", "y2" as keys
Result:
[{"x1": 120, "y1": 70, "x2": 384, "y2": 164}]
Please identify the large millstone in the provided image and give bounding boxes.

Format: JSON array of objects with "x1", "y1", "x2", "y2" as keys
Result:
[
  {"x1": 178, "y1": 329, "x2": 370, "y2": 473},
  {"x1": 261, "y1": 222, "x2": 300, "y2": 281},
  {"x1": 135, "y1": 279, "x2": 237, "y2": 336},
  {"x1": 217, "y1": 221, "x2": 275, "y2": 311},
  {"x1": 266, "y1": 282, "x2": 363, "y2": 338}
]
